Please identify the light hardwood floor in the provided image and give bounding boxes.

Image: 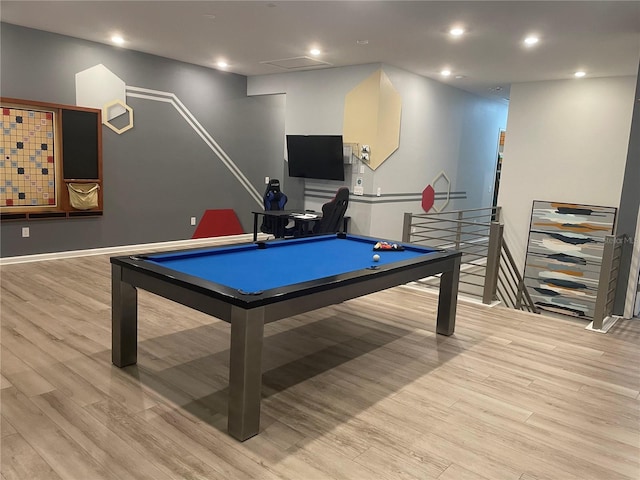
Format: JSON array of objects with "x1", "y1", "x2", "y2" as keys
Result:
[{"x1": 1, "y1": 247, "x2": 639, "y2": 480}]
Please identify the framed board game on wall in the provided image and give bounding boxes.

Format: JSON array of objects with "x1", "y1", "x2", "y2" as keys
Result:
[{"x1": 0, "y1": 97, "x2": 103, "y2": 221}]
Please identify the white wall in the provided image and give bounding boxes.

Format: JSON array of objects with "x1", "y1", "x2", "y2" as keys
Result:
[
  {"x1": 498, "y1": 76, "x2": 636, "y2": 270},
  {"x1": 249, "y1": 64, "x2": 508, "y2": 240}
]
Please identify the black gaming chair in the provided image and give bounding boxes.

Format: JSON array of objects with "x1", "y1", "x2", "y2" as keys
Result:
[
  {"x1": 314, "y1": 187, "x2": 349, "y2": 234},
  {"x1": 260, "y1": 179, "x2": 288, "y2": 237}
]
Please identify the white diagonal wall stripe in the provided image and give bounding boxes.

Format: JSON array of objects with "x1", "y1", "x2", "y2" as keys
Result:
[{"x1": 125, "y1": 86, "x2": 263, "y2": 206}]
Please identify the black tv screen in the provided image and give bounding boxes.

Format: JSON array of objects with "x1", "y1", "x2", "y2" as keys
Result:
[{"x1": 286, "y1": 135, "x2": 344, "y2": 181}]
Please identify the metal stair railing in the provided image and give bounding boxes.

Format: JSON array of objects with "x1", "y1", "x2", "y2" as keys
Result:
[
  {"x1": 402, "y1": 207, "x2": 538, "y2": 313},
  {"x1": 497, "y1": 238, "x2": 538, "y2": 313},
  {"x1": 403, "y1": 207, "x2": 499, "y2": 302},
  {"x1": 403, "y1": 210, "x2": 626, "y2": 323},
  {"x1": 592, "y1": 234, "x2": 626, "y2": 329}
]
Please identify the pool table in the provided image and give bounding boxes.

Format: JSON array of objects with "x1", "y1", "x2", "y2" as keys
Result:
[{"x1": 111, "y1": 233, "x2": 461, "y2": 441}]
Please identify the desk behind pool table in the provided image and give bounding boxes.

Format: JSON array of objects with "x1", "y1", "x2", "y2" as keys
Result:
[
  {"x1": 111, "y1": 233, "x2": 461, "y2": 441},
  {"x1": 251, "y1": 209, "x2": 350, "y2": 240}
]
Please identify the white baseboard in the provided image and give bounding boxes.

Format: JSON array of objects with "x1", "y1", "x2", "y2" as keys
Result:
[
  {"x1": 585, "y1": 315, "x2": 621, "y2": 333},
  {"x1": 0, "y1": 233, "x2": 268, "y2": 266}
]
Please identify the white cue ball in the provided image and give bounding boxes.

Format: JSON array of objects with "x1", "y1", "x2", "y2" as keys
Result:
[{"x1": 373, "y1": 254, "x2": 380, "y2": 262}]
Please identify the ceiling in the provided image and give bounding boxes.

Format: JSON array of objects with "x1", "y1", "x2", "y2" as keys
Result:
[{"x1": 1, "y1": 1, "x2": 639, "y2": 101}]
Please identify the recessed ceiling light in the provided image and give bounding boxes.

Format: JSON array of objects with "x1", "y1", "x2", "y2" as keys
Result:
[
  {"x1": 310, "y1": 48, "x2": 321, "y2": 56},
  {"x1": 449, "y1": 27, "x2": 465, "y2": 37},
  {"x1": 441, "y1": 69, "x2": 452, "y2": 77},
  {"x1": 574, "y1": 71, "x2": 586, "y2": 78},
  {"x1": 455, "y1": 75, "x2": 465, "y2": 79},
  {"x1": 524, "y1": 36, "x2": 539, "y2": 47},
  {"x1": 111, "y1": 35, "x2": 125, "y2": 45},
  {"x1": 356, "y1": 40, "x2": 369, "y2": 45},
  {"x1": 217, "y1": 61, "x2": 228, "y2": 68}
]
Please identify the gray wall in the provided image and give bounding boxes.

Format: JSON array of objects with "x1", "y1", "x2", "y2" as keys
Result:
[
  {"x1": 249, "y1": 64, "x2": 509, "y2": 240},
  {"x1": 614, "y1": 62, "x2": 640, "y2": 313},
  {"x1": 1, "y1": 24, "x2": 286, "y2": 257}
]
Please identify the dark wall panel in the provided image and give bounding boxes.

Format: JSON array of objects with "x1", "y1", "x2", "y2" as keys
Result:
[
  {"x1": 62, "y1": 109, "x2": 100, "y2": 179},
  {"x1": 614, "y1": 61, "x2": 640, "y2": 313}
]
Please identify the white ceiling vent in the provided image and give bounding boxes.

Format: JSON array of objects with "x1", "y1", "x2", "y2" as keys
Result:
[{"x1": 260, "y1": 56, "x2": 332, "y2": 70}]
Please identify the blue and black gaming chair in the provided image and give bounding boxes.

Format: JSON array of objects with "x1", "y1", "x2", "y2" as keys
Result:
[{"x1": 260, "y1": 179, "x2": 288, "y2": 237}]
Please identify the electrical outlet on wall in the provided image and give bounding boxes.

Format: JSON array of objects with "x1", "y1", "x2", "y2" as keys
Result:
[
  {"x1": 190, "y1": 217, "x2": 197, "y2": 226},
  {"x1": 21, "y1": 227, "x2": 30, "y2": 238}
]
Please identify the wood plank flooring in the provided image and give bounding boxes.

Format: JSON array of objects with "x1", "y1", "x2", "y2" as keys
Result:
[{"x1": 1, "y1": 245, "x2": 639, "y2": 479}]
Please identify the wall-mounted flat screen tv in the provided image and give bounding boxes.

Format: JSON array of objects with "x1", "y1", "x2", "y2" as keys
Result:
[{"x1": 286, "y1": 135, "x2": 344, "y2": 181}]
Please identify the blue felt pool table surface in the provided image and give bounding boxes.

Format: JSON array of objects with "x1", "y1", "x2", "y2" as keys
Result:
[{"x1": 144, "y1": 234, "x2": 439, "y2": 294}]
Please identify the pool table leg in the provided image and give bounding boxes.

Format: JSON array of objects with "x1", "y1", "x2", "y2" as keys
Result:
[
  {"x1": 436, "y1": 256, "x2": 461, "y2": 336},
  {"x1": 112, "y1": 264, "x2": 138, "y2": 367},
  {"x1": 228, "y1": 306, "x2": 265, "y2": 441},
  {"x1": 252, "y1": 213, "x2": 259, "y2": 242}
]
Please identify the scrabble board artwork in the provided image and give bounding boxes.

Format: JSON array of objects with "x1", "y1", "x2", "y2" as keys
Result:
[{"x1": 1, "y1": 106, "x2": 57, "y2": 208}]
